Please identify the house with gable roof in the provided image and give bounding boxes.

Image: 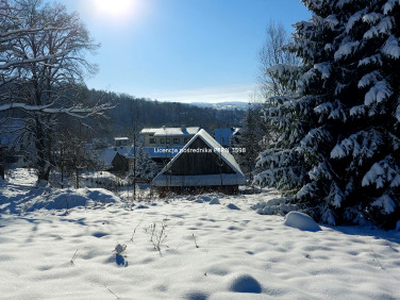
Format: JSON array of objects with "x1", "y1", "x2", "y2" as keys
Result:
[
  {"x1": 152, "y1": 129, "x2": 246, "y2": 196},
  {"x1": 140, "y1": 126, "x2": 201, "y2": 166}
]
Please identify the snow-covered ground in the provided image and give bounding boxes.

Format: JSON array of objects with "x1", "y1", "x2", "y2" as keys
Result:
[{"x1": 1, "y1": 169, "x2": 400, "y2": 299}]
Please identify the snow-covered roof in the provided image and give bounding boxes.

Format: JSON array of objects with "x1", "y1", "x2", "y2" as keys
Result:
[
  {"x1": 214, "y1": 128, "x2": 236, "y2": 147},
  {"x1": 114, "y1": 137, "x2": 129, "y2": 141},
  {"x1": 97, "y1": 149, "x2": 118, "y2": 167},
  {"x1": 96, "y1": 147, "x2": 133, "y2": 166},
  {"x1": 152, "y1": 129, "x2": 245, "y2": 187},
  {"x1": 140, "y1": 126, "x2": 200, "y2": 136}
]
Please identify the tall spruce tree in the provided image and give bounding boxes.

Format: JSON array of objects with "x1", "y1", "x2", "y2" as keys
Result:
[{"x1": 255, "y1": 0, "x2": 400, "y2": 229}]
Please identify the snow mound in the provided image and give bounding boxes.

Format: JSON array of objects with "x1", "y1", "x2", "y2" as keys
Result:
[
  {"x1": 251, "y1": 197, "x2": 298, "y2": 215},
  {"x1": 283, "y1": 211, "x2": 322, "y2": 232},
  {"x1": 227, "y1": 203, "x2": 240, "y2": 210},
  {"x1": 229, "y1": 274, "x2": 262, "y2": 294},
  {"x1": 27, "y1": 188, "x2": 121, "y2": 212},
  {"x1": 0, "y1": 183, "x2": 121, "y2": 214},
  {"x1": 209, "y1": 198, "x2": 220, "y2": 205}
]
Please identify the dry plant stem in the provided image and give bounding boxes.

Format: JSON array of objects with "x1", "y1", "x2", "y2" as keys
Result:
[
  {"x1": 130, "y1": 221, "x2": 142, "y2": 242},
  {"x1": 70, "y1": 249, "x2": 79, "y2": 265},
  {"x1": 150, "y1": 222, "x2": 168, "y2": 255},
  {"x1": 192, "y1": 234, "x2": 199, "y2": 248}
]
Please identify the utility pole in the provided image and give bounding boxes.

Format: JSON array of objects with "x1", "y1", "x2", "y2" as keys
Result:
[
  {"x1": 133, "y1": 129, "x2": 137, "y2": 201},
  {"x1": 131, "y1": 103, "x2": 137, "y2": 202}
]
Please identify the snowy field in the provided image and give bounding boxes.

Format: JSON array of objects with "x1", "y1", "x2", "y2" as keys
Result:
[{"x1": 1, "y1": 169, "x2": 400, "y2": 299}]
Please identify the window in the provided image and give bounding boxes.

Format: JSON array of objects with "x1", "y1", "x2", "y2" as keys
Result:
[
  {"x1": 173, "y1": 138, "x2": 180, "y2": 144},
  {"x1": 149, "y1": 138, "x2": 156, "y2": 144},
  {"x1": 184, "y1": 138, "x2": 189, "y2": 143},
  {"x1": 166, "y1": 138, "x2": 170, "y2": 144},
  {"x1": 160, "y1": 138, "x2": 165, "y2": 144}
]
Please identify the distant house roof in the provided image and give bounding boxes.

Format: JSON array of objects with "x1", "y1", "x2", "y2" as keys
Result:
[
  {"x1": 152, "y1": 129, "x2": 245, "y2": 187},
  {"x1": 97, "y1": 146, "x2": 133, "y2": 167},
  {"x1": 114, "y1": 137, "x2": 129, "y2": 141},
  {"x1": 140, "y1": 126, "x2": 200, "y2": 136},
  {"x1": 214, "y1": 128, "x2": 239, "y2": 147}
]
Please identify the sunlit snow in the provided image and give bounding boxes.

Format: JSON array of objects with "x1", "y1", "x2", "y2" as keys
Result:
[{"x1": 0, "y1": 169, "x2": 399, "y2": 299}]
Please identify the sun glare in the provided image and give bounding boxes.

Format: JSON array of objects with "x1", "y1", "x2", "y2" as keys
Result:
[{"x1": 93, "y1": 0, "x2": 136, "y2": 18}]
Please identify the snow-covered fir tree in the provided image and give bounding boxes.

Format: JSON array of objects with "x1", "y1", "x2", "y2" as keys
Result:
[
  {"x1": 255, "y1": 0, "x2": 400, "y2": 229},
  {"x1": 235, "y1": 103, "x2": 268, "y2": 181},
  {"x1": 127, "y1": 143, "x2": 158, "y2": 183}
]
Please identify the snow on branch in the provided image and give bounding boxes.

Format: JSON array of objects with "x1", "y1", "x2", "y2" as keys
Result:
[
  {"x1": 334, "y1": 40, "x2": 360, "y2": 61},
  {"x1": 0, "y1": 102, "x2": 114, "y2": 118},
  {"x1": 396, "y1": 104, "x2": 400, "y2": 122},
  {"x1": 0, "y1": 25, "x2": 72, "y2": 42},
  {"x1": 358, "y1": 54, "x2": 383, "y2": 67},
  {"x1": 267, "y1": 64, "x2": 300, "y2": 79},
  {"x1": 308, "y1": 161, "x2": 333, "y2": 181},
  {"x1": 324, "y1": 14, "x2": 339, "y2": 30},
  {"x1": 330, "y1": 129, "x2": 384, "y2": 161},
  {"x1": 345, "y1": 9, "x2": 366, "y2": 33},
  {"x1": 349, "y1": 104, "x2": 366, "y2": 117},
  {"x1": 300, "y1": 127, "x2": 332, "y2": 149},
  {"x1": 364, "y1": 80, "x2": 393, "y2": 105},
  {"x1": 0, "y1": 51, "x2": 71, "y2": 70},
  {"x1": 314, "y1": 100, "x2": 347, "y2": 122},
  {"x1": 371, "y1": 195, "x2": 396, "y2": 214},
  {"x1": 362, "y1": 156, "x2": 400, "y2": 190},
  {"x1": 362, "y1": 12, "x2": 382, "y2": 24},
  {"x1": 314, "y1": 62, "x2": 331, "y2": 79},
  {"x1": 383, "y1": 0, "x2": 400, "y2": 15},
  {"x1": 381, "y1": 35, "x2": 400, "y2": 59},
  {"x1": 328, "y1": 181, "x2": 345, "y2": 208},
  {"x1": 358, "y1": 70, "x2": 382, "y2": 88}
]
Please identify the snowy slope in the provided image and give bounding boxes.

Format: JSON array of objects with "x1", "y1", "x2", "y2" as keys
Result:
[{"x1": 1, "y1": 169, "x2": 400, "y2": 299}]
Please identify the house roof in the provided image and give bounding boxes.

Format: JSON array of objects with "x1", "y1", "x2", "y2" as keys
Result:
[
  {"x1": 140, "y1": 126, "x2": 200, "y2": 136},
  {"x1": 97, "y1": 146, "x2": 133, "y2": 167},
  {"x1": 214, "y1": 128, "x2": 238, "y2": 147},
  {"x1": 152, "y1": 129, "x2": 245, "y2": 187},
  {"x1": 114, "y1": 137, "x2": 129, "y2": 141}
]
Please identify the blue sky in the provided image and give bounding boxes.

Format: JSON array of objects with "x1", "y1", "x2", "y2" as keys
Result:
[{"x1": 60, "y1": 0, "x2": 310, "y2": 103}]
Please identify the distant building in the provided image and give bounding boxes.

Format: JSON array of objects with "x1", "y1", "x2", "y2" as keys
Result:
[
  {"x1": 140, "y1": 126, "x2": 201, "y2": 166},
  {"x1": 114, "y1": 137, "x2": 129, "y2": 148},
  {"x1": 96, "y1": 146, "x2": 134, "y2": 173},
  {"x1": 140, "y1": 126, "x2": 200, "y2": 147},
  {"x1": 213, "y1": 127, "x2": 240, "y2": 148},
  {"x1": 152, "y1": 129, "x2": 246, "y2": 197}
]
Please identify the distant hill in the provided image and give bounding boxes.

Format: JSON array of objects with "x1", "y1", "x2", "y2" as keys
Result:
[{"x1": 189, "y1": 101, "x2": 249, "y2": 111}]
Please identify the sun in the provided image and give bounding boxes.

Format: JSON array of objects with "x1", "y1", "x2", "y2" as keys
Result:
[{"x1": 93, "y1": 0, "x2": 135, "y2": 18}]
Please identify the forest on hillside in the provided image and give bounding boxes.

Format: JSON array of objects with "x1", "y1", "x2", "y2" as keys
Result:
[{"x1": 86, "y1": 89, "x2": 246, "y2": 140}]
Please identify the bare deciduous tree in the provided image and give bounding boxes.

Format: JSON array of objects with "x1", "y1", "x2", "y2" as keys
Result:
[
  {"x1": 259, "y1": 20, "x2": 300, "y2": 98},
  {"x1": 0, "y1": 0, "x2": 112, "y2": 181}
]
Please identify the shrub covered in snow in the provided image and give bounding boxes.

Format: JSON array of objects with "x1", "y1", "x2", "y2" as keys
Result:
[{"x1": 255, "y1": 0, "x2": 400, "y2": 229}]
